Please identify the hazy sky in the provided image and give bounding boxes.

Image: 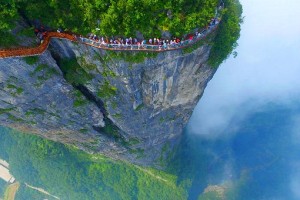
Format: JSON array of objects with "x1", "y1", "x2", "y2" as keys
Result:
[
  {"x1": 187, "y1": 1, "x2": 300, "y2": 198},
  {"x1": 188, "y1": 0, "x2": 300, "y2": 137}
]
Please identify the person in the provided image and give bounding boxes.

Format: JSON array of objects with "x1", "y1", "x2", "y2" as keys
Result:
[
  {"x1": 137, "y1": 41, "x2": 140, "y2": 49},
  {"x1": 163, "y1": 42, "x2": 167, "y2": 49},
  {"x1": 101, "y1": 39, "x2": 106, "y2": 46},
  {"x1": 37, "y1": 32, "x2": 41, "y2": 40},
  {"x1": 149, "y1": 38, "x2": 152, "y2": 44}
]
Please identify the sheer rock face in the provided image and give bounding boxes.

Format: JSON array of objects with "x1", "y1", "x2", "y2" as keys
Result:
[{"x1": 0, "y1": 39, "x2": 215, "y2": 166}]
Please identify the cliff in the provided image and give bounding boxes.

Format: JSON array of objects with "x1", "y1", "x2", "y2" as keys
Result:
[{"x1": 0, "y1": 37, "x2": 215, "y2": 166}]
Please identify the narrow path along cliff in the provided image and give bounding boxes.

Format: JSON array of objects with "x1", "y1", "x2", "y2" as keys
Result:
[{"x1": 0, "y1": 16, "x2": 221, "y2": 58}]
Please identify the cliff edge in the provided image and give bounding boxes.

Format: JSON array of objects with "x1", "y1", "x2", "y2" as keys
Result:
[
  {"x1": 0, "y1": 38, "x2": 215, "y2": 166},
  {"x1": 0, "y1": 0, "x2": 243, "y2": 167}
]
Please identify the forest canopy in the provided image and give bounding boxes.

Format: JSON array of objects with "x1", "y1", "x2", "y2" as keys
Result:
[
  {"x1": 0, "y1": 0, "x2": 218, "y2": 38},
  {"x1": 0, "y1": 127, "x2": 188, "y2": 200},
  {"x1": 0, "y1": 0, "x2": 243, "y2": 68}
]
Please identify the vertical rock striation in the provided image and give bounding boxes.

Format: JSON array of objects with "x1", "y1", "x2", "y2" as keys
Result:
[{"x1": 0, "y1": 37, "x2": 216, "y2": 166}]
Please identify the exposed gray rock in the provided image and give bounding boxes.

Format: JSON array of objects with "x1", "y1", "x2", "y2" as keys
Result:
[{"x1": 0, "y1": 37, "x2": 216, "y2": 167}]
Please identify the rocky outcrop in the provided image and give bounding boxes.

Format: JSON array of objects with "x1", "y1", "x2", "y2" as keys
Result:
[{"x1": 0, "y1": 37, "x2": 216, "y2": 166}]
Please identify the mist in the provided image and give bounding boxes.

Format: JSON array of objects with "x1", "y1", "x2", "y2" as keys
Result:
[{"x1": 187, "y1": 0, "x2": 300, "y2": 137}]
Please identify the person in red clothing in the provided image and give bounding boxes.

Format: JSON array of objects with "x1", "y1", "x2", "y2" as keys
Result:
[{"x1": 42, "y1": 31, "x2": 47, "y2": 38}]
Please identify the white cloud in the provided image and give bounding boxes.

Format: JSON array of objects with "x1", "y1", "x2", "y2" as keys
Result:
[{"x1": 188, "y1": 0, "x2": 300, "y2": 136}]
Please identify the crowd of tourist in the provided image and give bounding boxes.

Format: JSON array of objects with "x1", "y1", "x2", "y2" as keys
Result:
[
  {"x1": 76, "y1": 17, "x2": 220, "y2": 50},
  {"x1": 33, "y1": 9, "x2": 221, "y2": 51}
]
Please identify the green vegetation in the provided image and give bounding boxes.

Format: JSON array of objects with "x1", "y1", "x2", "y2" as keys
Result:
[
  {"x1": 0, "y1": 0, "x2": 242, "y2": 69},
  {"x1": 31, "y1": 64, "x2": 46, "y2": 74},
  {"x1": 0, "y1": 108, "x2": 14, "y2": 115},
  {"x1": 15, "y1": 184, "x2": 54, "y2": 200},
  {"x1": 208, "y1": 0, "x2": 243, "y2": 67},
  {"x1": 24, "y1": 56, "x2": 39, "y2": 65},
  {"x1": 25, "y1": 108, "x2": 46, "y2": 117},
  {"x1": 0, "y1": 0, "x2": 218, "y2": 42},
  {"x1": 0, "y1": 1, "x2": 18, "y2": 47},
  {"x1": 17, "y1": 27, "x2": 35, "y2": 38},
  {"x1": 99, "y1": 118, "x2": 123, "y2": 140},
  {"x1": 0, "y1": 127, "x2": 188, "y2": 200},
  {"x1": 107, "y1": 51, "x2": 158, "y2": 64},
  {"x1": 0, "y1": 33, "x2": 17, "y2": 47},
  {"x1": 0, "y1": 107, "x2": 24, "y2": 122},
  {"x1": 73, "y1": 90, "x2": 88, "y2": 107},
  {"x1": 97, "y1": 80, "x2": 117, "y2": 99},
  {"x1": 5, "y1": 0, "x2": 217, "y2": 37},
  {"x1": 30, "y1": 64, "x2": 60, "y2": 81},
  {"x1": 59, "y1": 58, "x2": 93, "y2": 86},
  {"x1": 6, "y1": 84, "x2": 24, "y2": 95},
  {"x1": 112, "y1": 113, "x2": 122, "y2": 119},
  {"x1": 126, "y1": 138, "x2": 140, "y2": 146},
  {"x1": 157, "y1": 143, "x2": 171, "y2": 167},
  {"x1": 129, "y1": 148, "x2": 145, "y2": 158},
  {"x1": 77, "y1": 56, "x2": 97, "y2": 71},
  {"x1": 111, "y1": 101, "x2": 118, "y2": 109},
  {"x1": 79, "y1": 128, "x2": 88, "y2": 134},
  {"x1": 0, "y1": 179, "x2": 7, "y2": 199},
  {"x1": 7, "y1": 114, "x2": 24, "y2": 122},
  {"x1": 134, "y1": 103, "x2": 144, "y2": 111}
]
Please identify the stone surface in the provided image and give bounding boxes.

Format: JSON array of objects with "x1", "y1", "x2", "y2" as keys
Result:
[{"x1": 0, "y1": 38, "x2": 216, "y2": 167}]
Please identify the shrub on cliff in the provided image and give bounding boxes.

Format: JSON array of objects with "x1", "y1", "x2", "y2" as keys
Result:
[
  {"x1": 59, "y1": 58, "x2": 93, "y2": 86},
  {"x1": 208, "y1": 0, "x2": 243, "y2": 67},
  {"x1": 0, "y1": 1, "x2": 18, "y2": 47}
]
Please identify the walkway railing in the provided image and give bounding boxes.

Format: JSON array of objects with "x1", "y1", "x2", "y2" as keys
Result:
[
  {"x1": 77, "y1": 24, "x2": 218, "y2": 52},
  {"x1": 0, "y1": 32, "x2": 76, "y2": 58},
  {"x1": 0, "y1": 6, "x2": 222, "y2": 59}
]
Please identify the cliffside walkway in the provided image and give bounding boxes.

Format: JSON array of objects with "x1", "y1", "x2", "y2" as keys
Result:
[
  {"x1": 0, "y1": 32, "x2": 77, "y2": 59},
  {"x1": 78, "y1": 24, "x2": 218, "y2": 52},
  {"x1": 0, "y1": 11, "x2": 222, "y2": 59}
]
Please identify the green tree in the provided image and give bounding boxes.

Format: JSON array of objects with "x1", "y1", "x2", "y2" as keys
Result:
[{"x1": 208, "y1": 0, "x2": 243, "y2": 67}]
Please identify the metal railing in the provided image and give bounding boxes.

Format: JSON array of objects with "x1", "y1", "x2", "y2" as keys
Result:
[
  {"x1": 76, "y1": 24, "x2": 218, "y2": 52},
  {"x1": 0, "y1": 5, "x2": 223, "y2": 58}
]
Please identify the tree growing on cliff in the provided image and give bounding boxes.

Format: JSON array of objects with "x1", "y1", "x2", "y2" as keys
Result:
[
  {"x1": 0, "y1": 0, "x2": 18, "y2": 46},
  {"x1": 0, "y1": 0, "x2": 218, "y2": 39},
  {"x1": 208, "y1": 0, "x2": 243, "y2": 67}
]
